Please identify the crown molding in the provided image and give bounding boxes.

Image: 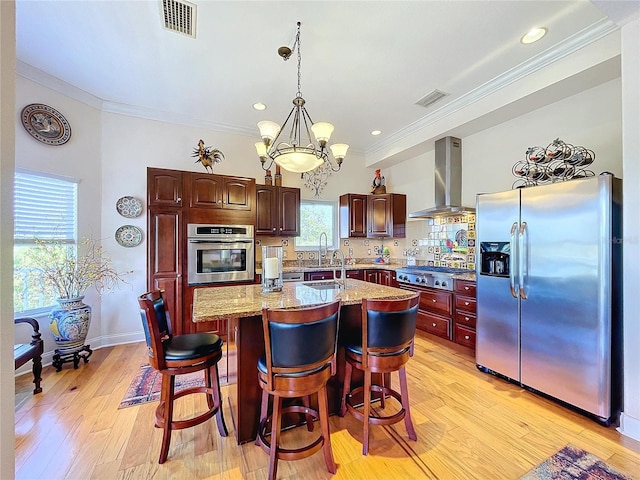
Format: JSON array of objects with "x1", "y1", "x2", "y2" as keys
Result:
[
  {"x1": 365, "y1": 17, "x2": 619, "y2": 158},
  {"x1": 17, "y1": 61, "x2": 104, "y2": 110},
  {"x1": 101, "y1": 101, "x2": 256, "y2": 137}
]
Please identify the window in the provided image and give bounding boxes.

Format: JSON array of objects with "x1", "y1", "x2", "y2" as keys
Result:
[
  {"x1": 14, "y1": 170, "x2": 78, "y2": 314},
  {"x1": 295, "y1": 200, "x2": 338, "y2": 251}
]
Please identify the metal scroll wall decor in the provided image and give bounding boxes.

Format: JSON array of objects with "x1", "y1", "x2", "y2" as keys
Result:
[{"x1": 512, "y1": 138, "x2": 595, "y2": 189}]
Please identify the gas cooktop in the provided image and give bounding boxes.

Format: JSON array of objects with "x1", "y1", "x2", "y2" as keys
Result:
[
  {"x1": 397, "y1": 265, "x2": 469, "y2": 275},
  {"x1": 396, "y1": 265, "x2": 471, "y2": 290}
]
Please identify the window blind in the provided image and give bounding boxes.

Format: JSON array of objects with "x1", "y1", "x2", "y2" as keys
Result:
[{"x1": 14, "y1": 171, "x2": 78, "y2": 244}]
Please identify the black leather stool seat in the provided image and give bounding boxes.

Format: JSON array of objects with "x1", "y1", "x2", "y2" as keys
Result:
[
  {"x1": 257, "y1": 354, "x2": 329, "y2": 378},
  {"x1": 164, "y1": 333, "x2": 222, "y2": 361},
  {"x1": 344, "y1": 344, "x2": 410, "y2": 358}
]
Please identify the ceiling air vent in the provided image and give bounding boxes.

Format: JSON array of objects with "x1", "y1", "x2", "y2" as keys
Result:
[
  {"x1": 415, "y1": 89, "x2": 449, "y2": 109},
  {"x1": 162, "y1": 0, "x2": 196, "y2": 38}
]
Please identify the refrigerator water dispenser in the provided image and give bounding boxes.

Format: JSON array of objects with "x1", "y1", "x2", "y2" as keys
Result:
[{"x1": 480, "y1": 242, "x2": 510, "y2": 277}]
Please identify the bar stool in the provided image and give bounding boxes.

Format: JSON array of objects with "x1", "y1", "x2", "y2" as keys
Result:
[
  {"x1": 256, "y1": 300, "x2": 341, "y2": 480},
  {"x1": 138, "y1": 290, "x2": 227, "y2": 464},
  {"x1": 340, "y1": 294, "x2": 419, "y2": 455}
]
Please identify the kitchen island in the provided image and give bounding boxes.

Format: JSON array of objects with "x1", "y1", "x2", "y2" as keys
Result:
[{"x1": 193, "y1": 279, "x2": 414, "y2": 443}]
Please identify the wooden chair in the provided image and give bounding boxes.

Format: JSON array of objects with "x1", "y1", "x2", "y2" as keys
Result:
[
  {"x1": 340, "y1": 294, "x2": 419, "y2": 455},
  {"x1": 256, "y1": 300, "x2": 341, "y2": 480},
  {"x1": 138, "y1": 290, "x2": 227, "y2": 464},
  {"x1": 14, "y1": 317, "x2": 44, "y2": 395}
]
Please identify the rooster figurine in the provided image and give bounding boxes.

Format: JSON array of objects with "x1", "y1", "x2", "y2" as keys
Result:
[{"x1": 192, "y1": 139, "x2": 224, "y2": 173}]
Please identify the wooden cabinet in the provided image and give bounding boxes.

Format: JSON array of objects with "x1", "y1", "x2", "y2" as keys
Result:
[
  {"x1": 256, "y1": 185, "x2": 300, "y2": 236},
  {"x1": 304, "y1": 270, "x2": 334, "y2": 281},
  {"x1": 187, "y1": 173, "x2": 253, "y2": 211},
  {"x1": 454, "y1": 279, "x2": 477, "y2": 350},
  {"x1": 367, "y1": 194, "x2": 406, "y2": 238},
  {"x1": 364, "y1": 269, "x2": 397, "y2": 287},
  {"x1": 147, "y1": 208, "x2": 183, "y2": 333},
  {"x1": 339, "y1": 194, "x2": 368, "y2": 238},
  {"x1": 399, "y1": 283, "x2": 453, "y2": 341},
  {"x1": 340, "y1": 193, "x2": 407, "y2": 239},
  {"x1": 148, "y1": 168, "x2": 183, "y2": 207},
  {"x1": 147, "y1": 167, "x2": 256, "y2": 336}
]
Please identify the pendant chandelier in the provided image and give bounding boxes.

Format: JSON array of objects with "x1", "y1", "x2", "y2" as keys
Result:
[{"x1": 255, "y1": 22, "x2": 348, "y2": 174}]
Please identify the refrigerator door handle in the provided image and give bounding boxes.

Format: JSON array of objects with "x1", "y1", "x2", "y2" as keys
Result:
[
  {"x1": 518, "y1": 221, "x2": 528, "y2": 300},
  {"x1": 509, "y1": 222, "x2": 519, "y2": 298}
]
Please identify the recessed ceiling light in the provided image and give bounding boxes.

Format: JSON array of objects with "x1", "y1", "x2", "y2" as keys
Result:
[
  {"x1": 371, "y1": 130, "x2": 382, "y2": 136},
  {"x1": 253, "y1": 103, "x2": 266, "y2": 111},
  {"x1": 521, "y1": 27, "x2": 547, "y2": 44}
]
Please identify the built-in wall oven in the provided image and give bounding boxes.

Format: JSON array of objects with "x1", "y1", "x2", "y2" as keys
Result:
[{"x1": 187, "y1": 224, "x2": 255, "y2": 285}]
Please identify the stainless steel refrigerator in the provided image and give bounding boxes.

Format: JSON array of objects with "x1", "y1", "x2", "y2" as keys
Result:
[{"x1": 475, "y1": 173, "x2": 622, "y2": 424}]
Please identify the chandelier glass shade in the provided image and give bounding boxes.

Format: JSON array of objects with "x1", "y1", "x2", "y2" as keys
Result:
[{"x1": 256, "y1": 22, "x2": 348, "y2": 175}]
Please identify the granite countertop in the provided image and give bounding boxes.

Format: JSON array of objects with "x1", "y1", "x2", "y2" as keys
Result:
[{"x1": 192, "y1": 279, "x2": 415, "y2": 322}]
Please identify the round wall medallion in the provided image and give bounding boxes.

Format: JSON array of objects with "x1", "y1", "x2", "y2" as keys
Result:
[{"x1": 21, "y1": 103, "x2": 72, "y2": 145}]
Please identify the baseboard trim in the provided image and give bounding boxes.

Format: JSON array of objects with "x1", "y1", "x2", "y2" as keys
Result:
[
  {"x1": 618, "y1": 412, "x2": 640, "y2": 441},
  {"x1": 15, "y1": 331, "x2": 145, "y2": 377}
]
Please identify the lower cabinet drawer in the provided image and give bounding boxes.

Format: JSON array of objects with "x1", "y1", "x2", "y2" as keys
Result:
[
  {"x1": 417, "y1": 311, "x2": 451, "y2": 340},
  {"x1": 454, "y1": 310, "x2": 477, "y2": 328},
  {"x1": 454, "y1": 325, "x2": 476, "y2": 349}
]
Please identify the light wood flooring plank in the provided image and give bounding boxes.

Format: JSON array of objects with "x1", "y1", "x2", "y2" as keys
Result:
[{"x1": 15, "y1": 334, "x2": 640, "y2": 479}]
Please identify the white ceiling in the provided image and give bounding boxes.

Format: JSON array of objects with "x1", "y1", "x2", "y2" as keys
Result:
[{"x1": 14, "y1": 1, "x2": 638, "y2": 159}]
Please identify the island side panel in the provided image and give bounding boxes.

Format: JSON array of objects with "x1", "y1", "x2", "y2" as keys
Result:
[{"x1": 236, "y1": 314, "x2": 264, "y2": 444}]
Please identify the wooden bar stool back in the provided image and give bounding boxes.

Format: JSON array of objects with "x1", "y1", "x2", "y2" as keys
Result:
[
  {"x1": 340, "y1": 294, "x2": 419, "y2": 455},
  {"x1": 256, "y1": 300, "x2": 341, "y2": 480},
  {"x1": 138, "y1": 290, "x2": 227, "y2": 464}
]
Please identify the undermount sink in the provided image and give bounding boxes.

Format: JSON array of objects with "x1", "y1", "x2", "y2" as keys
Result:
[{"x1": 303, "y1": 281, "x2": 346, "y2": 291}]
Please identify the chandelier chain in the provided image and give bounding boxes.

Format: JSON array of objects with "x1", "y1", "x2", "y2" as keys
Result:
[{"x1": 296, "y1": 23, "x2": 302, "y2": 98}]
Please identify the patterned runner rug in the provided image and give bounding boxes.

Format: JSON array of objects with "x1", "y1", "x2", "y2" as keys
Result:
[
  {"x1": 119, "y1": 350, "x2": 235, "y2": 409},
  {"x1": 520, "y1": 444, "x2": 635, "y2": 480}
]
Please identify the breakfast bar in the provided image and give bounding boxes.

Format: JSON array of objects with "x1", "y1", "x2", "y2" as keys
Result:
[{"x1": 192, "y1": 279, "x2": 414, "y2": 443}]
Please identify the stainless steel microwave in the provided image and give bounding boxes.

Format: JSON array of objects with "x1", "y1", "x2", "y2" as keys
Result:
[{"x1": 186, "y1": 224, "x2": 255, "y2": 285}]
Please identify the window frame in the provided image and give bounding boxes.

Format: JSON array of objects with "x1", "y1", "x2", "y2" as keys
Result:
[
  {"x1": 294, "y1": 199, "x2": 339, "y2": 252},
  {"x1": 14, "y1": 169, "x2": 79, "y2": 315}
]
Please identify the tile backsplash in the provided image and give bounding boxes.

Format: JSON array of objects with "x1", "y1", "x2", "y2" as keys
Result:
[
  {"x1": 256, "y1": 212, "x2": 476, "y2": 270},
  {"x1": 419, "y1": 213, "x2": 476, "y2": 270}
]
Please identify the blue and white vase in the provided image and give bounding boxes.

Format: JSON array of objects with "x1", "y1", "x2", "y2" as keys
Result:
[{"x1": 49, "y1": 296, "x2": 92, "y2": 353}]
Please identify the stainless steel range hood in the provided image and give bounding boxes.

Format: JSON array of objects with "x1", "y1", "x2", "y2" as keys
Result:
[{"x1": 409, "y1": 136, "x2": 475, "y2": 218}]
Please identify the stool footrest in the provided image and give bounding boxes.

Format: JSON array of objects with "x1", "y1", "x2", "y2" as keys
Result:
[
  {"x1": 257, "y1": 405, "x2": 324, "y2": 460},
  {"x1": 155, "y1": 386, "x2": 219, "y2": 430},
  {"x1": 346, "y1": 385, "x2": 406, "y2": 426}
]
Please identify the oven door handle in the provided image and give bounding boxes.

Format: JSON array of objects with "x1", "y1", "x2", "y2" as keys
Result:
[{"x1": 188, "y1": 239, "x2": 253, "y2": 244}]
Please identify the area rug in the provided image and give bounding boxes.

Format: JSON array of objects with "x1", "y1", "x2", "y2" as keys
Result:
[
  {"x1": 520, "y1": 444, "x2": 635, "y2": 480},
  {"x1": 119, "y1": 350, "x2": 235, "y2": 409}
]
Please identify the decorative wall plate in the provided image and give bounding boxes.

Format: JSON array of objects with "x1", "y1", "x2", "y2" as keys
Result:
[
  {"x1": 115, "y1": 196, "x2": 143, "y2": 218},
  {"x1": 21, "y1": 104, "x2": 72, "y2": 145},
  {"x1": 115, "y1": 225, "x2": 143, "y2": 247}
]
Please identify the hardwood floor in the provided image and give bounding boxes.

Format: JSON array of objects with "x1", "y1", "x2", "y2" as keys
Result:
[{"x1": 15, "y1": 333, "x2": 640, "y2": 479}]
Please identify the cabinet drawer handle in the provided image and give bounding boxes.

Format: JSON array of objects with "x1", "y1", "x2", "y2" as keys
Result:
[
  {"x1": 176, "y1": 197, "x2": 182, "y2": 202},
  {"x1": 464, "y1": 286, "x2": 470, "y2": 290},
  {"x1": 464, "y1": 301, "x2": 470, "y2": 306},
  {"x1": 464, "y1": 335, "x2": 470, "y2": 340},
  {"x1": 432, "y1": 299, "x2": 437, "y2": 303},
  {"x1": 432, "y1": 323, "x2": 437, "y2": 327},
  {"x1": 464, "y1": 316, "x2": 470, "y2": 321}
]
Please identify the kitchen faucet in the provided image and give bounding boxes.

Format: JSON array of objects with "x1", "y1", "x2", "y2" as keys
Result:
[
  {"x1": 318, "y1": 232, "x2": 328, "y2": 266},
  {"x1": 332, "y1": 249, "x2": 346, "y2": 289}
]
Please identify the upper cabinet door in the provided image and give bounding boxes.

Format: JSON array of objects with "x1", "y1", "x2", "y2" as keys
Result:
[
  {"x1": 278, "y1": 187, "x2": 300, "y2": 237},
  {"x1": 148, "y1": 168, "x2": 183, "y2": 207},
  {"x1": 340, "y1": 194, "x2": 368, "y2": 238},
  {"x1": 368, "y1": 194, "x2": 392, "y2": 237},
  {"x1": 189, "y1": 173, "x2": 223, "y2": 209},
  {"x1": 223, "y1": 177, "x2": 253, "y2": 210},
  {"x1": 256, "y1": 185, "x2": 277, "y2": 235}
]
